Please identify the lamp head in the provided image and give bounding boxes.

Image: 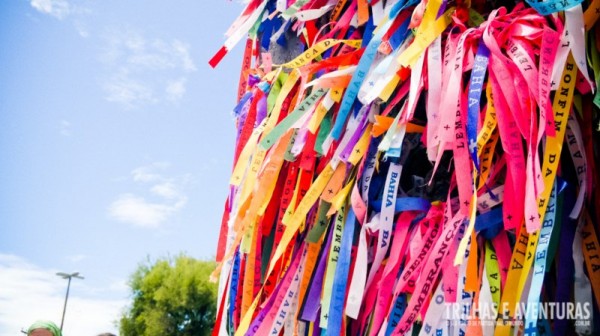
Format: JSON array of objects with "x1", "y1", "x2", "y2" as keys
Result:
[{"x1": 56, "y1": 272, "x2": 84, "y2": 279}]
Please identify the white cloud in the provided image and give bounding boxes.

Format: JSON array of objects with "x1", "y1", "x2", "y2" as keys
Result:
[
  {"x1": 0, "y1": 254, "x2": 125, "y2": 335},
  {"x1": 73, "y1": 20, "x2": 90, "y2": 38},
  {"x1": 131, "y1": 161, "x2": 170, "y2": 183},
  {"x1": 166, "y1": 78, "x2": 187, "y2": 102},
  {"x1": 29, "y1": 0, "x2": 93, "y2": 39},
  {"x1": 172, "y1": 40, "x2": 197, "y2": 72},
  {"x1": 103, "y1": 69, "x2": 157, "y2": 109},
  {"x1": 100, "y1": 29, "x2": 197, "y2": 109},
  {"x1": 151, "y1": 182, "x2": 179, "y2": 199},
  {"x1": 108, "y1": 194, "x2": 177, "y2": 228},
  {"x1": 59, "y1": 120, "x2": 71, "y2": 136},
  {"x1": 108, "y1": 163, "x2": 190, "y2": 228},
  {"x1": 30, "y1": 0, "x2": 70, "y2": 19}
]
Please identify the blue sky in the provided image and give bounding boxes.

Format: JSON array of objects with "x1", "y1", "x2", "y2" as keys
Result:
[{"x1": 0, "y1": 0, "x2": 245, "y2": 334}]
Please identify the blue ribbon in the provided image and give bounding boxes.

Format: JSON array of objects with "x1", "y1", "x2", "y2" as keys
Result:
[
  {"x1": 233, "y1": 91, "x2": 253, "y2": 117},
  {"x1": 228, "y1": 251, "x2": 241, "y2": 329},
  {"x1": 385, "y1": 291, "x2": 408, "y2": 336},
  {"x1": 388, "y1": 17, "x2": 411, "y2": 51},
  {"x1": 258, "y1": 1, "x2": 276, "y2": 50},
  {"x1": 276, "y1": 21, "x2": 291, "y2": 47},
  {"x1": 330, "y1": 19, "x2": 393, "y2": 140},
  {"x1": 466, "y1": 41, "x2": 489, "y2": 171},
  {"x1": 370, "y1": 197, "x2": 431, "y2": 213},
  {"x1": 475, "y1": 207, "x2": 503, "y2": 239},
  {"x1": 525, "y1": 0, "x2": 584, "y2": 15},
  {"x1": 389, "y1": 0, "x2": 420, "y2": 19},
  {"x1": 324, "y1": 209, "x2": 357, "y2": 335},
  {"x1": 363, "y1": 14, "x2": 376, "y2": 47}
]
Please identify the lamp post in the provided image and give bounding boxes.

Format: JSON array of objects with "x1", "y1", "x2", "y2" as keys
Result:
[{"x1": 56, "y1": 271, "x2": 84, "y2": 331}]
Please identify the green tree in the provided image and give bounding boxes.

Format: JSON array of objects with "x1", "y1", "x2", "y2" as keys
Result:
[{"x1": 119, "y1": 254, "x2": 217, "y2": 336}]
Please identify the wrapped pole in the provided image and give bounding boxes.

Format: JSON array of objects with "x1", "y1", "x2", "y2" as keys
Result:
[{"x1": 210, "y1": 0, "x2": 600, "y2": 335}]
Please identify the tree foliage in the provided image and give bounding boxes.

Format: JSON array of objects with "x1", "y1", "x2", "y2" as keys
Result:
[{"x1": 119, "y1": 255, "x2": 217, "y2": 336}]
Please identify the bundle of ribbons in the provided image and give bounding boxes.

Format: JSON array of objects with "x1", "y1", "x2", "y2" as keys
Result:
[{"x1": 209, "y1": 0, "x2": 600, "y2": 335}]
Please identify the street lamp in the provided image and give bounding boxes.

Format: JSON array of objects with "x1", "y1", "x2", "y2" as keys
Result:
[{"x1": 56, "y1": 271, "x2": 84, "y2": 331}]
